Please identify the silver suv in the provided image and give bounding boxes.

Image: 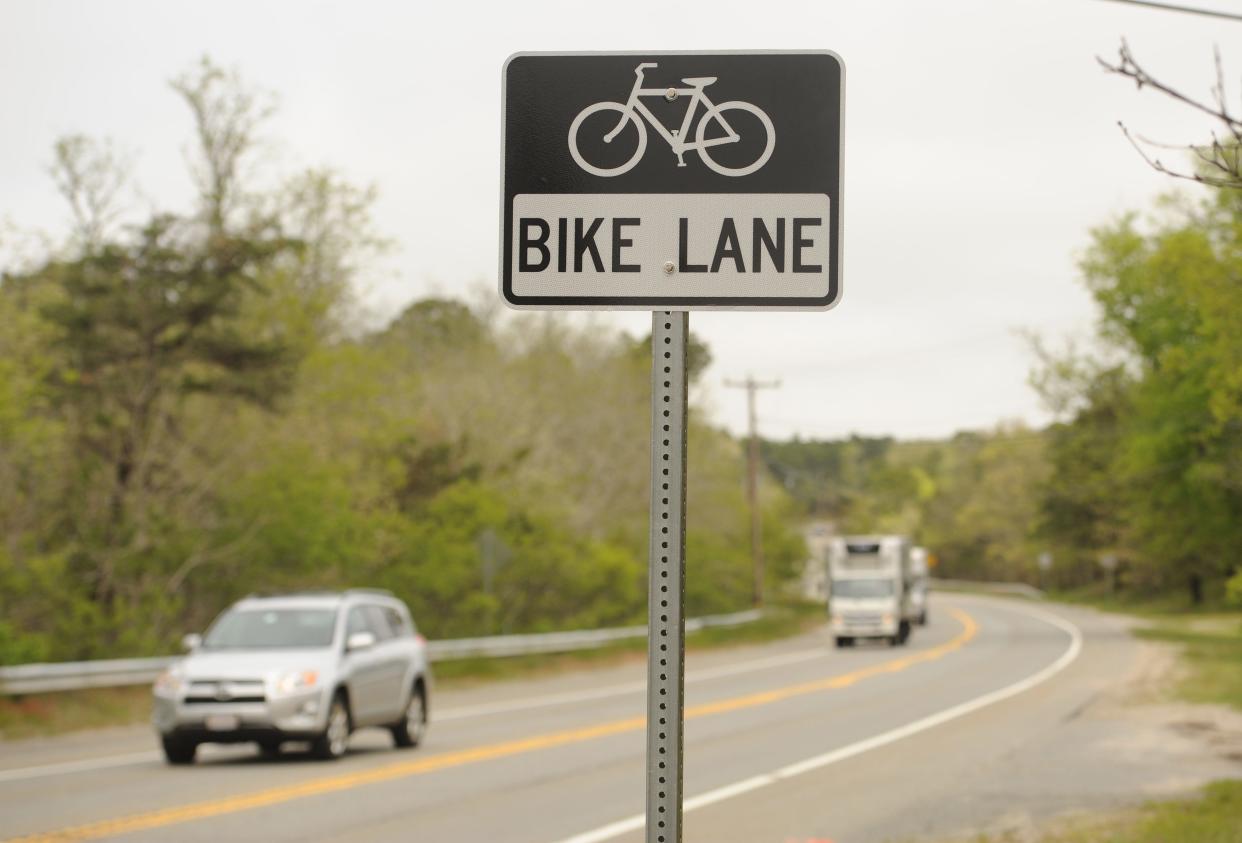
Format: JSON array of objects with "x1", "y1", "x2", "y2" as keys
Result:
[{"x1": 152, "y1": 590, "x2": 431, "y2": 765}]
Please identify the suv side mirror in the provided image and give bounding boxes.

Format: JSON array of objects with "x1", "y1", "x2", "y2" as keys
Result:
[
  {"x1": 346, "y1": 631, "x2": 376, "y2": 652},
  {"x1": 181, "y1": 633, "x2": 202, "y2": 651}
]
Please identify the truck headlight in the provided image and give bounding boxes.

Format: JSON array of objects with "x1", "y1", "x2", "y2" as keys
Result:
[
  {"x1": 275, "y1": 670, "x2": 319, "y2": 696},
  {"x1": 881, "y1": 613, "x2": 895, "y2": 626}
]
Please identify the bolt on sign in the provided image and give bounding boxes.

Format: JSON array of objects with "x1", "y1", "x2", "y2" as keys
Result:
[{"x1": 500, "y1": 51, "x2": 844, "y2": 310}]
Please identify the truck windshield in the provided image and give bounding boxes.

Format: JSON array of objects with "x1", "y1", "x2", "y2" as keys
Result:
[
  {"x1": 202, "y1": 608, "x2": 338, "y2": 650},
  {"x1": 832, "y1": 579, "x2": 894, "y2": 598}
]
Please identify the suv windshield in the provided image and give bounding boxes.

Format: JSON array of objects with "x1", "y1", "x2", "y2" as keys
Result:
[
  {"x1": 202, "y1": 608, "x2": 338, "y2": 650},
  {"x1": 832, "y1": 579, "x2": 894, "y2": 599}
]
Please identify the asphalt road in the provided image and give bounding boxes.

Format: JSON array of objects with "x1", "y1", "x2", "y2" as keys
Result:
[{"x1": 0, "y1": 595, "x2": 1190, "y2": 843}]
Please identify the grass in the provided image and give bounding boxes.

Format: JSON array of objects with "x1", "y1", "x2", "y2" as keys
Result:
[
  {"x1": 1134, "y1": 616, "x2": 1242, "y2": 712},
  {"x1": 0, "y1": 685, "x2": 153, "y2": 741},
  {"x1": 931, "y1": 587, "x2": 1242, "y2": 842},
  {"x1": 1035, "y1": 597, "x2": 1242, "y2": 842},
  {"x1": 1046, "y1": 583, "x2": 1242, "y2": 713},
  {"x1": 1049, "y1": 581, "x2": 1234, "y2": 616},
  {"x1": 0, "y1": 600, "x2": 826, "y2": 739},
  {"x1": 949, "y1": 780, "x2": 1242, "y2": 843}
]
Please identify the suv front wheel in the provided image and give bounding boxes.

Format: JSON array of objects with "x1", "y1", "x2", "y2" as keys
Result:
[
  {"x1": 390, "y1": 683, "x2": 427, "y2": 749},
  {"x1": 161, "y1": 735, "x2": 197, "y2": 765},
  {"x1": 312, "y1": 694, "x2": 351, "y2": 760}
]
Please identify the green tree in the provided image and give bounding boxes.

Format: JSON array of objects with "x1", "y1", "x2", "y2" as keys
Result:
[{"x1": 1034, "y1": 190, "x2": 1242, "y2": 602}]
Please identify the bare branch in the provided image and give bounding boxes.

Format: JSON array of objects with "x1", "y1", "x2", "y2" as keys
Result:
[
  {"x1": 171, "y1": 56, "x2": 277, "y2": 234},
  {"x1": 1100, "y1": 40, "x2": 1242, "y2": 189},
  {"x1": 1117, "y1": 123, "x2": 1241, "y2": 188},
  {"x1": 49, "y1": 135, "x2": 132, "y2": 250}
]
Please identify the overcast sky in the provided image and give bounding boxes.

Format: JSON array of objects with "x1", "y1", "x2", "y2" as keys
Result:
[{"x1": 0, "y1": 0, "x2": 1233, "y2": 440}]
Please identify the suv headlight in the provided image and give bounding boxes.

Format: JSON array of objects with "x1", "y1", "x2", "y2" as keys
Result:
[
  {"x1": 153, "y1": 669, "x2": 184, "y2": 695},
  {"x1": 274, "y1": 670, "x2": 319, "y2": 696}
]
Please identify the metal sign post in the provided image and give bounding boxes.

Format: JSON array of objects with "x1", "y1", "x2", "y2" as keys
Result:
[{"x1": 646, "y1": 311, "x2": 689, "y2": 843}]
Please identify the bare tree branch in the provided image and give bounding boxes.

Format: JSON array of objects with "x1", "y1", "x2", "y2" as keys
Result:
[
  {"x1": 1099, "y1": 39, "x2": 1242, "y2": 189},
  {"x1": 49, "y1": 135, "x2": 132, "y2": 250},
  {"x1": 171, "y1": 57, "x2": 277, "y2": 234}
]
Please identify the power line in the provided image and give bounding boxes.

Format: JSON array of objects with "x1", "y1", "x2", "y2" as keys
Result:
[{"x1": 1094, "y1": 0, "x2": 1242, "y2": 21}]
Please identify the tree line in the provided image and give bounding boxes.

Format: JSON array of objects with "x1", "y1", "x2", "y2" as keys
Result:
[
  {"x1": 4, "y1": 56, "x2": 1237, "y2": 668},
  {"x1": 0, "y1": 60, "x2": 803, "y2": 665},
  {"x1": 764, "y1": 186, "x2": 1242, "y2": 606}
]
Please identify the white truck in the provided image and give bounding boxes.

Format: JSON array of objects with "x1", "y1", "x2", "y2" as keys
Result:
[
  {"x1": 827, "y1": 535, "x2": 915, "y2": 647},
  {"x1": 909, "y1": 546, "x2": 931, "y2": 626}
]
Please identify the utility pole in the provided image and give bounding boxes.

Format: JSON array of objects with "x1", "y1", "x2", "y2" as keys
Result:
[{"x1": 725, "y1": 375, "x2": 781, "y2": 607}]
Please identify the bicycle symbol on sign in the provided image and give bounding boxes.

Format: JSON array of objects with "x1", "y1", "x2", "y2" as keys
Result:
[{"x1": 568, "y1": 62, "x2": 776, "y2": 178}]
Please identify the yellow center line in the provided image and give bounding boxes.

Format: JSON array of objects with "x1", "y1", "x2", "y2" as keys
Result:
[{"x1": 7, "y1": 609, "x2": 978, "y2": 843}]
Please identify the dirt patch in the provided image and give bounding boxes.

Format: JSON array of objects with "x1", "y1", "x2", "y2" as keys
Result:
[{"x1": 1086, "y1": 636, "x2": 1242, "y2": 765}]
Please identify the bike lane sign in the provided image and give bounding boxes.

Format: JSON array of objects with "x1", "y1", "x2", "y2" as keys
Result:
[{"x1": 501, "y1": 51, "x2": 844, "y2": 310}]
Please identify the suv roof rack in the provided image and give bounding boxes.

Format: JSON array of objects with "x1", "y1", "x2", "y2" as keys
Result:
[{"x1": 237, "y1": 588, "x2": 396, "y2": 602}]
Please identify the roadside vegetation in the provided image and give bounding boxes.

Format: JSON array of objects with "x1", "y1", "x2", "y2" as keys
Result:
[
  {"x1": 1036, "y1": 582, "x2": 1242, "y2": 712},
  {"x1": 1137, "y1": 616, "x2": 1242, "y2": 713},
  {"x1": 0, "y1": 60, "x2": 803, "y2": 666},
  {"x1": 2, "y1": 57, "x2": 1239, "y2": 676},
  {"x1": 765, "y1": 185, "x2": 1242, "y2": 611},
  {"x1": 946, "y1": 780, "x2": 1242, "y2": 843}
]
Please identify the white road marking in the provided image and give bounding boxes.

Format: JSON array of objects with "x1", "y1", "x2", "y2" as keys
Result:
[
  {"x1": 550, "y1": 602, "x2": 1084, "y2": 843},
  {"x1": 0, "y1": 645, "x2": 829, "y2": 784},
  {"x1": 0, "y1": 751, "x2": 160, "y2": 784}
]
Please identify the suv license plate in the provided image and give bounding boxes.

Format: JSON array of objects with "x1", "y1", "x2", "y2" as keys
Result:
[{"x1": 205, "y1": 715, "x2": 239, "y2": 731}]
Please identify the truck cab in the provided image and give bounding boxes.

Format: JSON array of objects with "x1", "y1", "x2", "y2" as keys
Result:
[{"x1": 827, "y1": 535, "x2": 913, "y2": 648}]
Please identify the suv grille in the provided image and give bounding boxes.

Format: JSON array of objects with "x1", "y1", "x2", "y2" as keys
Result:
[{"x1": 184, "y1": 679, "x2": 267, "y2": 704}]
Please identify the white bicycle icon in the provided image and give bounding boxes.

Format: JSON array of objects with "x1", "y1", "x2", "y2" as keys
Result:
[{"x1": 568, "y1": 62, "x2": 775, "y2": 178}]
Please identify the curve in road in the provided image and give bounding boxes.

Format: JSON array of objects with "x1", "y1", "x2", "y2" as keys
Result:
[
  {"x1": 555, "y1": 602, "x2": 1080, "y2": 843},
  {"x1": 0, "y1": 598, "x2": 1082, "y2": 843}
]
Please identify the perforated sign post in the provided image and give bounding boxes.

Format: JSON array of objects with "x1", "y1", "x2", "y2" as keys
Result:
[{"x1": 501, "y1": 50, "x2": 844, "y2": 843}]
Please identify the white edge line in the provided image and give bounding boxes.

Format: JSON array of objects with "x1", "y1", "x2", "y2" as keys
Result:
[
  {"x1": 551, "y1": 602, "x2": 1084, "y2": 843},
  {"x1": 0, "y1": 648, "x2": 828, "y2": 784},
  {"x1": 0, "y1": 751, "x2": 161, "y2": 784}
]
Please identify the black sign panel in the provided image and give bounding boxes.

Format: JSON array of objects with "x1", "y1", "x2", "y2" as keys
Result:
[{"x1": 501, "y1": 51, "x2": 844, "y2": 310}]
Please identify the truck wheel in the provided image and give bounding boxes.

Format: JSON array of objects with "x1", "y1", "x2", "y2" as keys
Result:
[
  {"x1": 161, "y1": 735, "x2": 197, "y2": 765},
  {"x1": 898, "y1": 621, "x2": 911, "y2": 645},
  {"x1": 834, "y1": 636, "x2": 854, "y2": 648}
]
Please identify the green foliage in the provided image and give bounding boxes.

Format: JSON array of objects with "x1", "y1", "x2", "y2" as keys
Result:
[
  {"x1": 921, "y1": 426, "x2": 1048, "y2": 581},
  {"x1": 1033, "y1": 190, "x2": 1242, "y2": 603},
  {"x1": 763, "y1": 435, "x2": 896, "y2": 518},
  {"x1": 764, "y1": 427, "x2": 1048, "y2": 582},
  {"x1": 379, "y1": 482, "x2": 644, "y2": 637},
  {"x1": 954, "y1": 780, "x2": 1242, "y2": 843},
  {"x1": 1226, "y1": 572, "x2": 1242, "y2": 609},
  {"x1": 0, "y1": 58, "x2": 811, "y2": 665}
]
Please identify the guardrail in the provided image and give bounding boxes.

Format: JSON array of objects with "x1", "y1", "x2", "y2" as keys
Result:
[
  {"x1": 0, "y1": 609, "x2": 761, "y2": 696},
  {"x1": 931, "y1": 578, "x2": 1045, "y2": 600}
]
